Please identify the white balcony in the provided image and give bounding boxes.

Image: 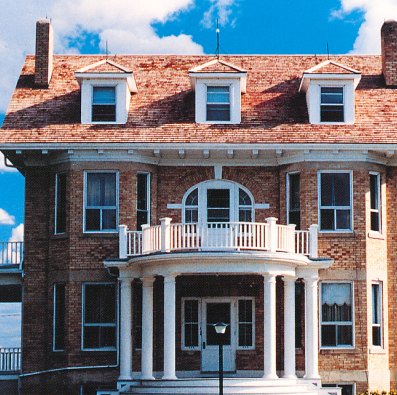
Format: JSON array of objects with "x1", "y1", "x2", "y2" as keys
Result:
[
  {"x1": 0, "y1": 242, "x2": 23, "y2": 268},
  {"x1": 119, "y1": 218, "x2": 318, "y2": 260}
]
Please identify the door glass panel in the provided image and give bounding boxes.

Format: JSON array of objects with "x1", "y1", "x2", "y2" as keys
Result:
[
  {"x1": 206, "y1": 303, "x2": 231, "y2": 345},
  {"x1": 207, "y1": 189, "x2": 230, "y2": 222}
]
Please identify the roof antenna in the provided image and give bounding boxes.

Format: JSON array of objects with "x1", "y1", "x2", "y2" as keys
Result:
[
  {"x1": 216, "y1": 18, "x2": 220, "y2": 59},
  {"x1": 327, "y1": 42, "x2": 330, "y2": 60}
]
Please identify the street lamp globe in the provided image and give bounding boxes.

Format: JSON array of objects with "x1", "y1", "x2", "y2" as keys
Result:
[{"x1": 214, "y1": 322, "x2": 228, "y2": 334}]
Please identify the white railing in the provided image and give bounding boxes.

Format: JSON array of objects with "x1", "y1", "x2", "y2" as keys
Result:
[
  {"x1": 119, "y1": 218, "x2": 318, "y2": 259},
  {"x1": 0, "y1": 348, "x2": 21, "y2": 371},
  {"x1": 0, "y1": 242, "x2": 24, "y2": 267}
]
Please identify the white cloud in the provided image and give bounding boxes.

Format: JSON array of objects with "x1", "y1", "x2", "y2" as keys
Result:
[
  {"x1": 334, "y1": 0, "x2": 397, "y2": 53},
  {"x1": 0, "y1": 0, "x2": 203, "y2": 112},
  {"x1": 202, "y1": 0, "x2": 237, "y2": 29},
  {"x1": 0, "y1": 153, "x2": 17, "y2": 173},
  {"x1": 0, "y1": 209, "x2": 15, "y2": 225},
  {"x1": 8, "y1": 224, "x2": 23, "y2": 242}
]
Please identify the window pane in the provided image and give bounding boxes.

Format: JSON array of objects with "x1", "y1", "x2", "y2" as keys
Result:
[
  {"x1": 87, "y1": 173, "x2": 116, "y2": 206},
  {"x1": 54, "y1": 284, "x2": 65, "y2": 350},
  {"x1": 137, "y1": 174, "x2": 148, "y2": 210},
  {"x1": 239, "y1": 189, "x2": 252, "y2": 206},
  {"x1": 85, "y1": 284, "x2": 116, "y2": 324},
  {"x1": 373, "y1": 326, "x2": 381, "y2": 346},
  {"x1": 92, "y1": 105, "x2": 116, "y2": 122},
  {"x1": 186, "y1": 188, "x2": 198, "y2": 206},
  {"x1": 239, "y1": 323, "x2": 253, "y2": 347},
  {"x1": 238, "y1": 300, "x2": 252, "y2": 322},
  {"x1": 320, "y1": 209, "x2": 334, "y2": 230},
  {"x1": 185, "y1": 324, "x2": 199, "y2": 347},
  {"x1": 86, "y1": 209, "x2": 100, "y2": 231},
  {"x1": 93, "y1": 87, "x2": 116, "y2": 104},
  {"x1": 208, "y1": 189, "x2": 230, "y2": 208},
  {"x1": 206, "y1": 303, "x2": 231, "y2": 345},
  {"x1": 185, "y1": 209, "x2": 198, "y2": 223},
  {"x1": 137, "y1": 211, "x2": 148, "y2": 230},
  {"x1": 55, "y1": 174, "x2": 67, "y2": 234},
  {"x1": 102, "y1": 209, "x2": 116, "y2": 230},
  {"x1": 321, "y1": 325, "x2": 336, "y2": 346},
  {"x1": 320, "y1": 106, "x2": 344, "y2": 122},
  {"x1": 207, "y1": 86, "x2": 230, "y2": 103},
  {"x1": 321, "y1": 173, "x2": 333, "y2": 206},
  {"x1": 338, "y1": 325, "x2": 353, "y2": 345},
  {"x1": 334, "y1": 173, "x2": 350, "y2": 206},
  {"x1": 185, "y1": 300, "x2": 198, "y2": 322},
  {"x1": 207, "y1": 209, "x2": 230, "y2": 222},
  {"x1": 372, "y1": 284, "x2": 380, "y2": 324},
  {"x1": 288, "y1": 173, "x2": 300, "y2": 210},
  {"x1": 84, "y1": 326, "x2": 116, "y2": 349},
  {"x1": 239, "y1": 208, "x2": 252, "y2": 222},
  {"x1": 207, "y1": 104, "x2": 230, "y2": 121},
  {"x1": 336, "y1": 209, "x2": 350, "y2": 230},
  {"x1": 288, "y1": 211, "x2": 300, "y2": 228},
  {"x1": 370, "y1": 174, "x2": 379, "y2": 210},
  {"x1": 371, "y1": 212, "x2": 380, "y2": 232},
  {"x1": 321, "y1": 87, "x2": 343, "y2": 104}
]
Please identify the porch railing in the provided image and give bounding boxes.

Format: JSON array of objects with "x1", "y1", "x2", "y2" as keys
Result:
[
  {"x1": 119, "y1": 218, "x2": 318, "y2": 260},
  {"x1": 0, "y1": 242, "x2": 24, "y2": 268},
  {"x1": 0, "y1": 347, "x2": 21, "y2": 372}
]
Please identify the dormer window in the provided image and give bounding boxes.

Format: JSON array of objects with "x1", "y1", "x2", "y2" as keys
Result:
[
  {"x1": 320, "y1": 87, "x2": 344, "y2": 123},
  {"x1": 92, "y1": 87, "x2": 116, "y2": 122},
  {"x1": 189, "y1": 59, "x2": 247, "y2": 124},
  {"x1": 207, "y1": 86, "x2": 230, "y2": 121},
  {"x1": 299, "y1": 60, "x2": 361, "y2": 125},
  {"x1": 75, "y1": 59, "x2": 137, "y2": 125}
]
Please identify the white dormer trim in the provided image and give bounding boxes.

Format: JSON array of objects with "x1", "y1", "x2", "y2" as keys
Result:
[{"x1": 299, "y1": 61, "x2": 361, "y2": 125}]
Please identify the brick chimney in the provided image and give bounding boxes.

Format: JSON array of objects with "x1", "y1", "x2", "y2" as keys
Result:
[
  {"x1": 34, "y1": 19, "x2": 54, "y2": 87},
  {"x1": 381, "y1": 20, "x2": 397, "y2": 87}
]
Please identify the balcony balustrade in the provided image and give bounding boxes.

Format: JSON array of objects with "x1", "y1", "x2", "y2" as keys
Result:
[
  {"x1": 119, "y1": 218, "x2": 318, "y2": 260},
  {"x1": 0, "y1": 242, "x2": 24, "y2": 268},
  {"x1": 0, "y1": 348, "x2": 21, "y2": 372}
]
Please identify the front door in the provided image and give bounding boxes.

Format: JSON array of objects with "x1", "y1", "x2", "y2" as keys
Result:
[{"x1": 201, "y1": 300, "x2": 236, "y2": 372}]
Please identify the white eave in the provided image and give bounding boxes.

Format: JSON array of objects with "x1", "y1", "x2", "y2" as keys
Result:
[
  {"x1": 75, "y1": 59, "x2": 137, "y2": 93},
  {"x1": 299, "y1": 60, "x2": 361, "y2": 92},
  {"x1": 188, "y1": 59, "x2": 248, "y2": 93}
]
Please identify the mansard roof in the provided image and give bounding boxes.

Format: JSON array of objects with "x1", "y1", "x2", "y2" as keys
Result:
[{"x1": 1, "y1": 54, "x2": 395, "y2": 146}]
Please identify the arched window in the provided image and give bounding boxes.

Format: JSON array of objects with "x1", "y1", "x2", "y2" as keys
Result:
[{"x1": 182, "y1": 180, "x2": 254, "y2": 224}]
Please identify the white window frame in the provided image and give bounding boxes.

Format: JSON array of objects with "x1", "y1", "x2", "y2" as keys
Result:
[
  {"x1": 83, "y1": 170, "x2": 119, "y2": 233},
  {"x1": 237, "y1": 297, "x2": 255, "y2": 350},
  {"x1": 369, "y1": 172, "x2": 382, "y2": 234},
  {"x1": 136, "y1": 172, "x2": 151, "y2": 230},
  {"x1": 181, "y1": 298, "x2": 201, "y2": 351},
  {"x1": 194, "y1": 78, "x2": 241, "y2": 124},
  {"x1": 53, "y1": 283, "x2": 65, "y2": 352},
  {"x1": 320, "y1": 281, "x2": 355, "y2": 350},
  {"x1": 318, "y1": 170, "x2": 353, "y2": 233},
  {"x1": 182, "y1": 180, "x2": 254, "y2": 224},
  {"x1": 371, "y1": 281, "x2": 383, "y2": 348},
  {"x1": 81, "y1": 282, "x2": 118, "y2": 352},
  {"x1": 320, "y1": 86, "x2": 345, "y2": 124},
  {"x1": 54, "y1": 173, "x2": 67, "y2": 235},
  {"x1": 286, "y1": 172, "x2": 300, "y2": 227}
]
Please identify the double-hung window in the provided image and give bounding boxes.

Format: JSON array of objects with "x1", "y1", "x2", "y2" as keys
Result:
[
  {"x1": 370, "y1": 173, "x2": 381, "y2": 232},
  {"x1": 320, "y1": 87, "x2": 344, "y2": 122},
  {"x1": 287, "y1": 173, "x2": 300, "y2": 229},
  {"x1": 82, "y1": 283, "x2": 117, "y2": 350},
  {"x1": 182, "y1": 299, "x2": 200, "y2": 349},
  {"x1": 92, "y1": 86, "x2": 116, "y2": 122},
  {"x1": 84, "y1": 172, "x2": 118, "y2": 232},
  {"x1": 320, "y1": 282, "x2": 353, "y2": 348},
  {"x1": 136, "y1": 173, "x2": 150, "y2": 230},
  {"x1": 53, "y1": 283, "x2": 65, "y2": 351},
  {"x1": 372, "y1": 282, "x2": 382, "y2": 347},
  {"x1": 319, "y1": 172, "x2": 352, "y2": 231},
  {"x1": 206, "y1": 86, "x2": 230, "y2": 121},
  {"x1": 238, "y1": 299, "x2": 254, "y2": 349},
  {"x1": 55, "y1": 173, "x2": 67, "y2": 234}
]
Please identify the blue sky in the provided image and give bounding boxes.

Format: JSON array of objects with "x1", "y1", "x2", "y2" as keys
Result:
[{"x1": 0, "y1": 0, "x2": 396, "y2": 346}]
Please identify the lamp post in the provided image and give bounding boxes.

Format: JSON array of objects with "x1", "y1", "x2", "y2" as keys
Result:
[{"x1": 214, "y1": 322, "x2": 228, "y2": 395}]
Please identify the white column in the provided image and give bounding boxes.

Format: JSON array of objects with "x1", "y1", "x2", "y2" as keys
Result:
[
  {"x1": 304, "y1": 275, "x2": 320, "y2": 379},
  {"x1": 263, "y1": 274, "x2": 278, "y2": 379},
  {"x1": 283, "y1": 276, "x2": 297, "y2": 379},
  {"x1": 163, "y1": 274, "x2": 177, "y2": 379},
  {"x1": 119, "y1": 277, "x2": 133, "y2": 381},
  {"x1": 141, "y1": 277, "x2": 155, "y2": 380}
]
